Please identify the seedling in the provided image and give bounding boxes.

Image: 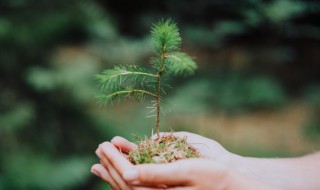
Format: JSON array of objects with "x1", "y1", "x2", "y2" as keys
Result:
[{"x1": 95, "y1": 19, "x2": 200, "y2": 164}]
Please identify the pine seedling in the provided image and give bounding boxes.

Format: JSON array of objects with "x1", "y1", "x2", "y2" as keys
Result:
[
  {"x1": 95, "y1": 19, "x2": 199, "y2": 164},
  {"x1": 96, "y1": 19, "x2": 197, "y2": 138}
]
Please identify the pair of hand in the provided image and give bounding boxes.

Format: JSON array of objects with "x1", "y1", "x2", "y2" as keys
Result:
[{"x1": 91, "y1": 132, "x2": 279, "y2": 190}]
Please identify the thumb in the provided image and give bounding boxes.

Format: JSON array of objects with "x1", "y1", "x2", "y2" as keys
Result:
[{"x1": 122, "y1": 160, "x2": 192, "y2": 186}]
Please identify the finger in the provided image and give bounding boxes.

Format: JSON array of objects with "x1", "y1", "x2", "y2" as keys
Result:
[
  {"x1": 101, "y1": 156, "x2": 132, "y2": 190},
  {"x1": 100, "y1": 142, "x2": 134, "y2": 190},
  {"x1": 133, "y1": 187, "x2": 163, "y2": 190},
  {"x1": 132, "y1": 184, "x2": 170, "y2": 190},
  {"x1": 95, "y1": 145, "x2": 102, "y2": 158},
  {"x1": 132, "y1": 183, "x2": 192, "y2": 190},
  {"x1": 91, "y1": 164, "x2": 120, "y2": 189},
  {"x1": 166, "y1": 187, "x2": 193, "y2": 190},
  {"x1": 100, "y1": 142, "x2": 133, "y2": 173},
  {"x1": 111, "y1": 136, "x2": 137, "y2": 153},
  {"x1": 96, "y1": 145, "x2": 129, "y2": 161},
  {"x1": 123, "y1": 160, "x2": 192, "y2": 186}
]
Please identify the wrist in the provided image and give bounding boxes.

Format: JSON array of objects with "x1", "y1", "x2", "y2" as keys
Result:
[
  {"x1": 223, "y1": 153, "x2": 256, "y2": 181},
  {"x1": 217, "y1": 153, "x2": 253, "y2": 189},
  {"x1": 223, "y1": 165, "x2": 255, "y2": 190},
  {"x1": 224, "y1": 169, "x2": 245, "y2": 190},
  {"x1": 225, "y1": 155, "x2": 278, "y2": 188},
  {"x1": 223, "y1": 152, "x2": 245, "y2": 171},
  {"x1": 225, "y1": 169, "x2": 282, "y2": 190}
]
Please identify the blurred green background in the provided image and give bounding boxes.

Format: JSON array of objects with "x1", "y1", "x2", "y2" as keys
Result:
[{"x1": 1, "y1": 0, "x2": 320, "y2": 189}]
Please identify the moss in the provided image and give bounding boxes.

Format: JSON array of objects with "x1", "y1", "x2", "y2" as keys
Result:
[{"x1": 129, "y1": 134, "x2": 200, "y2": 164}]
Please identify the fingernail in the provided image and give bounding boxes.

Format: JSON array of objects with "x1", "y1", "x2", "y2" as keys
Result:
[
  {"x1": 91, "y1": 169, "x2": 100, "y2": 177},
  {"x1": 123, "y1": 170, "x2": 138, "y2": 181}
]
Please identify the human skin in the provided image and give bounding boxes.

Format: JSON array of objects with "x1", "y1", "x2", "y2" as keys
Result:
[{"x1": 92, "y1": 132, "x2": 320, "y2": 190}]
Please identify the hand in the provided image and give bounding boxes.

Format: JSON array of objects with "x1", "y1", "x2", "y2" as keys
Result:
[
  {"x1": 91, "y1": 133, "x2": 280, "y2": 190},
  {"x1": 91, "y1": 132, "x2": 234, "y2": 190},
  {"x1": 91, "y1": 142, "x2": 280, "y2": 190},
  {"x1": 123, "y1": 158, "x2": 281, "y2": 190}
]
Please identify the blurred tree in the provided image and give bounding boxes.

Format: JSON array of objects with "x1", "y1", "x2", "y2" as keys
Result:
[
  {"x1": 0, "y1": 0, "x2": 117, "y2": 189},
  {"x1": 99, "y1": 0, "x2": 320, "y2": 94}
]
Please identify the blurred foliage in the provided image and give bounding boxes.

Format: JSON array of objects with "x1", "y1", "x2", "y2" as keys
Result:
[
  {"x1": 168, "y1": 74, "x2": 286, "y2": 115},
  {"x1": 0, "y1": 0, "x2": 319, "y2": 189},
  {"x1": 303, "y1": 85, "x2": 320, "y2": 139},
  {"x1": 0, "y1": 1, "x2": 117, "y2": 189}
]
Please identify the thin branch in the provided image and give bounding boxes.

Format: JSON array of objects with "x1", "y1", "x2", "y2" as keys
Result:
[
  {"x1": 107, "y1": 71, "x2": 158, "y2": 80},
  {"x1": 105, "y1": 89, "x2": 157, "y2": 98}
]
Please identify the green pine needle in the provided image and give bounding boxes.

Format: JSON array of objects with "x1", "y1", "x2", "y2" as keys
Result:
[
  {"x1": 95, "y1": 65, "x2": 157, "y2": 91},
  {"x1": 96, "y1": 86, "x2": 157, "y2": 105},
  {"x1": 165, "y1": 52, "x2": 197, "y2": 76},
  {"x1": 151, "y1": 19, "x2": 181, "y2": 54}
]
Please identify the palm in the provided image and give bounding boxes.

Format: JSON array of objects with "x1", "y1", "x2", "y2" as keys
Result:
[
  {"x1": 172, "y1": 132, "x2": 231, "y2": 162},
  {"x1": 95, "y1": 132, "x2": 233, "y2": 190}
]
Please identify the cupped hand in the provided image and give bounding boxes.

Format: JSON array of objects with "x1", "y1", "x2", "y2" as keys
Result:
[
  {"x1": 91, "y1": 132, "x2": 234, "y2": 189},
  {"x1": 91, "y1": 142, "x2": 279, "y2": 190},
  {"x1": 91, "y1": 132, "x2": 236, "y2": 189},
  {"x1": 122, "y1": 158, "x2": 281, "y2": 190}
]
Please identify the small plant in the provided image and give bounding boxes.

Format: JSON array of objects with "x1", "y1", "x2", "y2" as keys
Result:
[{"x1": 95, "y1": 19, "x2": 200, "y2": 164}]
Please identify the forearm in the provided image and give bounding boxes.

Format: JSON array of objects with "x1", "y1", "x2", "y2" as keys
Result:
[
  {"x1": 227, "y1": 170, "x2": 283, "y2": 190},
  {"x1": 230, "y1": 152, "x2": 320, "y2": 190}
]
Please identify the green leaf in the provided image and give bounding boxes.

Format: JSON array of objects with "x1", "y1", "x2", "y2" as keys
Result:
[
  {"x1": 95, "y1": 65, "x2": 157, "y2": 91},
  {"x1": 165, "y1": 52, "x2": 197, "y2": 76},
  {"x1": 151, "y1": 19, "x2": 181, "y2": 53}
]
